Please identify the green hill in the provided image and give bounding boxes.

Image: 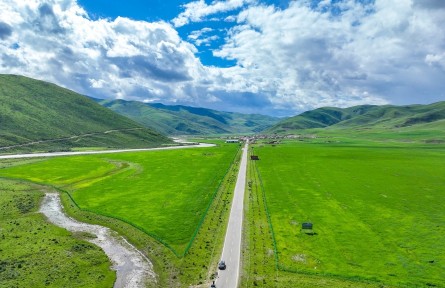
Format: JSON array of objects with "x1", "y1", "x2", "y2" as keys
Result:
[
  {"x1": 0, "y1": 74, "x2": 171, "y2": 153},
  {"x1": 95, "y1": 99, "x2": 280, "y2": 135},
  {"x1": 266, "y1": 102, "x2": 445, "y2": 135}
]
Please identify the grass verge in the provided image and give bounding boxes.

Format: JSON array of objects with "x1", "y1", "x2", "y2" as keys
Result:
[{"x1": 0, "y1": 178, "x2": 115, "y2": 288}]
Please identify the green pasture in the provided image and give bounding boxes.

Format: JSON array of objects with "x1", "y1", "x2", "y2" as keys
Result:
[
  {"x1": 0, "y1": 179, "x2": 114, "y2": 288},
  {"x1": 252, "y1": 141, "x2": 445, "y2": 287},
  {"x1": 0, "y1": 143, "x2": 239, "y2": 256},
  {"x1": 294, "y1": 120, "x2": 445, "y2": 144}
]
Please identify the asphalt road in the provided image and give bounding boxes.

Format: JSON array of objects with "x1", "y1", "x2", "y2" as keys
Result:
[
  {"x1": 216, "y1": 142, "x2": 249, "y2": 288},
  {"x1": 0, "y1": 128, "x2": 144, "y2": 151},
  {"x1": 0, "y1": 143, "x2": 214, "y2": 159}
]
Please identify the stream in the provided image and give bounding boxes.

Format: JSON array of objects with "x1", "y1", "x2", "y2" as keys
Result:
[{"x1": 39, "y1": 193, "x2": 156, "y2": 288}]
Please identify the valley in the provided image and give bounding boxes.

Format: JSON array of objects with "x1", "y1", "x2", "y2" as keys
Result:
[
  {"x1": 95, "y1": 99, "x2": 280, "y2": 136},
  {"x1": 1, "y1": 75, "x2": 444, "y2": 287},
  {"x1": 242, "y1": 136, "x2": 445, "y2": 287}
]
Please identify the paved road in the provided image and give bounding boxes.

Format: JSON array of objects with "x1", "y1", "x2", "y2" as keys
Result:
[
  {"x1": 0, "y1": 143, "x2": 214, "y2": 159},
  {"x1": 216, "y1": 142, "x2": 249, "y2": 288},
  {"x1": 0, "y1": 128, "x2": 144, "y2": 151}
]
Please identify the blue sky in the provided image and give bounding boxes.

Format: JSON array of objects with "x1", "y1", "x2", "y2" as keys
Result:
[
  {"x1": 0, "y1": 0, "x2": 444, "y2": 116},
  {"x1": 77, "y1": 0, "x2": 255, "y2": 67},
  {"x1": 78, "y1": 0, "x2": 186, "y2": 21},
  {"x1": 76, "y1": 0, "x2": 311, "y2": 67}
]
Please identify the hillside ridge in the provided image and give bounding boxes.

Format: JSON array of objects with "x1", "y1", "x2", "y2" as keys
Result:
[
  {"x1": 95, "y1": 98, "x2": 280, "y2": 135},
  {"x1": 267, "y1": 101, "x2": 445, "y2": 134},
  {"x1": 0, "y1": 74, "x2": 171, "y2": 153}
]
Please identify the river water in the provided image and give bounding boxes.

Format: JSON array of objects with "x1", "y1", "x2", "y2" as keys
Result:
[{"x1": 40, "y1": 193, "x2": 156, "y2": 288}]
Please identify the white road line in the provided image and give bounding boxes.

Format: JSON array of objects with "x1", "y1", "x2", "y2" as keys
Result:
[
  {"x1": 0, "y1": 143, "x2": 215, "y2": 159},
  {"x1": 217, "y1": 142, "x2": 249, "y2": 288}
]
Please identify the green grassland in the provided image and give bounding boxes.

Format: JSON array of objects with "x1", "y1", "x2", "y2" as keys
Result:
[
  {"x1": 97, "y1": 99, "x2": 280, "y2": 136},
  {"x1": 0, "y1": 142, "x2": 241, "y2": 286},
  {"x1": 0, "y1": 74, "x2": 170, "y2": 153},
  {"x1": 0, "y1": 144, "x2": 239, "y2": 254},
  {"x1": 245, "y1": 139, "x2": 445, "y2": 287},
  {"x1": 305, "y1": 121, "x2": 445, "y2": 145},
  {"x1": 266, "y1": 101, "x2": 445, "y2": 135},
  {"x1": 0, "y1": 179, "x2": 115, "y2": 288}
]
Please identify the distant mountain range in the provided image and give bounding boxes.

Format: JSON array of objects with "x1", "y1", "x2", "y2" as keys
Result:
[
  {"x1": 267, "y1": 102, "x2": 445, "y2": 134},
  {"x1": 0, "y1": 75, "x2": 171, "y2": 153},
  {"x1": 2, "y1": 74, "x2": 444, "y2": 153},
  {"x1": 94, "y1": 99, "x2": 280, "y2": 135}
]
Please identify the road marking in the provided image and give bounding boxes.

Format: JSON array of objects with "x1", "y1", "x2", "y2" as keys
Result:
[
  {"x1": 0, "y1": 143, "x2": 215, "y2": 159},
  {"x1": 216, "y1": 142, "x2": 249, "y2": 288}
]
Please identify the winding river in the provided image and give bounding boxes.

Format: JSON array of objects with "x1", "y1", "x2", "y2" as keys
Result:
[
  {"x1": 40, "y1": 193, "x2": 156, "y2": 288},
  {"x1": 6, "y1": 142, "x2": 217, "y2": 287}
]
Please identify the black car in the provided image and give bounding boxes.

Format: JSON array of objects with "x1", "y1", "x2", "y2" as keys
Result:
[
  {"x1": 210, "y1": 281, "x2": 216, "y2": 288},
  {"x1": 218, "y1": 260, "x2": 226, "y2": 270}
]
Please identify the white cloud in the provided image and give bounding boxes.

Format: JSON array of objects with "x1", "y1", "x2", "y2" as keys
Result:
[
  {"x1": 188, "y1": 27, "x2": 213, "y2": 41},
  {"x1": 196, "y1": 35, "x2": 219, "y2": 47},
  {"x1": 213, "y1": 0, "x2": 445, "y2": 111},
  {"x1": 224, "y1": 15, "x2": 237, "y2": 22},
  {"x1": 0, "y1": 0, "x2": 444, "y2": 116},
  {"x1": 0, "y1": 0, "x2": 210, "y2": 104},
  {"x1": 413, "y1": 0, "x2": 445, "y2": 9},
  {"x1": 172, "y1": 0, "x2": 256, "y2": 27},
  {"x1": 425, "y1": 53, "x2": 445, "y2": 70},
  {"x1": 89, "y1": 78, "x2": 106, "y2": 88},
  {"x1": 188, "y1": 28, "x2": 219, "y2": 46}
]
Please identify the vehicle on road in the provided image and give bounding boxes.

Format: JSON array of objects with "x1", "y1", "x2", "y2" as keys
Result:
[
  {"x1": 210, "y1": 281, "x2": 216, "y2": 288},
  {"x1": 218, "y1": 260, "x2": 226, "y2": 270}
]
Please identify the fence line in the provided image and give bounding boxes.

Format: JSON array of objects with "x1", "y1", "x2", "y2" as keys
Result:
[
  {"x1": 59, "y1": 187, "x2": 181, "y2": 257},
  {"x1": 252, "y1": 151, "x2": 280, "y2": 270},
  {"x1": 55, "y1": 145, "x2": 242, "y2": 258},
  {"x1": 15, "y1": 144, "x2": 242, "y2": 259},
  {"x1": 182, "y1": 144, "x2": 242, "y2": 256}
]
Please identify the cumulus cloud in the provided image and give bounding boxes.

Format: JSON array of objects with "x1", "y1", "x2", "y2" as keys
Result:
[
  {"x1": 413, "y1": 0, "x2": 445, "y2": 9},
  {"x1": 34, "y1": 3, "x2": 65, "y2": 33},
  {"x1": 188, "y1": 27, "x2": 213, "y2": 40},
  {"x1": 214, "y1": 0, "x2": 445, "y2": 111},
  {"x1": 0, "y1": 22, "x2": 13, "y2": 40},
  {"x1": 188, "y1": 28, "x2": 219, "y2": 46},
  {"x1": 173, "y1": 0, "x2": 255, "y2": 27},
  {"x1": 0, "y1": 0, "x2": 209, "y2": 103},
  {"x1": 0, "y1": 0, "x2": 444, "y2": 116},
  {"x1": 425, "y1": 53, "x2": 445, "y2": 70}
]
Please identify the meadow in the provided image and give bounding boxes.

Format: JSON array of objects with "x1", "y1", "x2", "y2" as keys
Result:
[
  {"x1": 0, "y1": 142, "x2": 241, "y2": 286},
  {"x1": 243, "y1": 139, "x2": 445, "y2": 287},
  {"x1": 0, "y1": 75, "x2": 170, "y2": 153},
  {"x1": 0, "y1": 144, "x2": 239, "y2": 255},
  {"x1": 0, "y1": 179, "x2": 115, "y2": 288}
]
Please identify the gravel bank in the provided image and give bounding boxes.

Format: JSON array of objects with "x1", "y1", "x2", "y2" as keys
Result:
[{"x1": 40, "y1": 193, "x2": 156, "y2": 288}]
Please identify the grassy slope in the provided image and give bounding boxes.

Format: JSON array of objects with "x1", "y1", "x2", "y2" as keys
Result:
[
  {"x1": 0, "y1": 144, "x2": 239, "y2": 255},
  {"x1": 245, "y1": 138, "x2": 445, "y2": 287},
  {"x1": 0, "y1": 178, "x2": 115, "y2": 288},
  {"x1": 0, "y1": 143, "x2": 242, "y2": 286},
  {"x1": 267, "y1": 102, "x2": 445, "y2": 136},
  {"x1": 96, "y1": 98, "x2": 280, "y2": 135},
  {"x1": 52, "y1": 141, "x2": 242, "y2": 287},
  {"x1": 0, "y1": 74, "x2": 171, "y2": 152}
]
